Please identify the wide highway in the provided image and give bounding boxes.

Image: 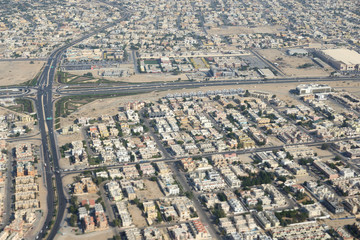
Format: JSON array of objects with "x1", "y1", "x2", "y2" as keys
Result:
[
  {"x1": 57, "y1": 76, "x2": 360, "y2": 96},
  {"x1": 35, "y1": 12, "x2": 132, "y2": 240}
]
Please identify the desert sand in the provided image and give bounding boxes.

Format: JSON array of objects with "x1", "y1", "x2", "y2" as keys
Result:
[
  {"x1": 257, "y1": 49, "x2": 330, "y2": 77},
  {"x1": 0, "y1": 61, "x2": 44, "y2": 86},
  {"x1": 66, "y1": 68, "x2": 188, "y2": 83}
]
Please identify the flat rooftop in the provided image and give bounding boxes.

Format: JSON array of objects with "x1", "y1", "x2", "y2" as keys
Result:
[{"x1": 321, "y1": 49, "x2": 360, "y2": 65}]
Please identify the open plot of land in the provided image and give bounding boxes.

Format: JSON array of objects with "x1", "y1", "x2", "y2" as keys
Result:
[
  {"x1": 59, "y1": 156, "x2": 72, "y2": 169},
  {"x1": 76, "y1": 192, "x2": 100, "y2": 203},
  {"x1": 324, "y1": 99, "x2": 352, "y2": 115},
  {"x1": 238, "y1": 154, "x2": 254, "y2": 164},
  {"x1": 57, "y1": 132, "x2": 83, "y2": 147},
  {"x1": 0, "y1": 61, "x2": 44, "y2": 86},
  {"x1": 128, "y1": 203, "x2": 147, "y2": 227},
  {"x1": 136, "y1": 179, "x2": 164, "y2": 201},
  {"x1": 267, "y1": 136, "x2": 285, "y2": 147},
  {"x1": 296, "y1": 174, "x2": 316, "y2": 183},
  {"x1": 121, "y1": 73, "x2": 188, "y2": 83},
  {"x1": 0, "y1": 104, "x2": 32, "y2": 117},
  {"x1": 65, "y1": 69, "x2": 188, "y2": 83},
  {"x1": 62, "y1": 173, "x2": 80, "y2": 187},
  {"x1": 320, "y1": 218, "x2": 356, "y2": 229},
  {"x1": 310, "y1": 146, "x2": 334, "y2": 158},
  {"x1": 257, "y1": 49, "x2": 329, "y2": 77}
]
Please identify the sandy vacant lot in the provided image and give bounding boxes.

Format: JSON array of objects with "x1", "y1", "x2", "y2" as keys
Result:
[
  {"x1": 57, "y1": 132, "x2": 83, "y2": 147},
  {"x1": 310, "y1": 146, "x2": 333, "y2": 158},
  {"x1": 321, "y1": 218, "x2": 356, "y2": 229},
  {"x1": 128, "y1": 203, "x2": 147, "y2": 228},
  {"x1": 207, "y1": 25, "x2": 284, "y2": 35},
  {"x1": 62, "y1": 173, "x2": 79, "y2": 187},
  {"x1": 66, "y1": 68, "x2": 188, "y2": 83},
  {"x1": 238, "y1": 154, "x2": 254, "y2": 164},
  {"x1": 136, "y1": 180, "x2": 164, "y2": 201},
  {"x1": 258, "y1": 49, "x2": 329, "y2": 77},
  {"x1": 0, "y1": 61, "x2": 44, "y2": 86}
]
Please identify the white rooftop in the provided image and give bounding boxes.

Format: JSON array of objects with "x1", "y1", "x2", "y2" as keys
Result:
[{"x1": 322, "y1": 49, "x2": 360, "y2": 65}]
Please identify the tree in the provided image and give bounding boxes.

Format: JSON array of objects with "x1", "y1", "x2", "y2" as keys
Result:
[
  {"x1": 226, "y1": 104, "x2": 234, "y2": 109},
  {"x1": 286, "y1": 152, "x2": 294, "y2": 160},
  {"x1": 69, "y1": 205, "x2": 78, "y2": 214},
  {"x1": 156, "y1": 211, "x2": 163, "y2": 222},
  {"x1": 70, "y1": 196, "x2": 78, "y2": 205},
  {"x1": 298, "y1": 158, "x2": 314, "y2": 165},
  {"x1": 185, "y1": 191, "x2": 194, "y2": 199},
  {"x1": 217, "y1": 192, "x2": 227, "y2": 202},
  {"x1": 212, "y1": 204, "x2": 226, "y2": 221},
  {"x1": 83, "y1": 72, "x2": 93, "y2": 77},
  {"x1": 84, "y1": 204, "x2": 90, "y2": 211},
  {"x1": 113, "y1": 219, "x2": 121, "y2": 227},
  {"x1": 240, "y1": 171, "x2": 274, "y2": 187},
  {"x1": 321, "y1": 143, "x2": 329, "y2": 150},
  {"x1": 70, "y1": 214, "x2": 78, "y2": 227}
]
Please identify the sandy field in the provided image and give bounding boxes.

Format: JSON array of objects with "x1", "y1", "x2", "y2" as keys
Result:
[
  {"x1": 320, "y1": 218, "x2": 356, "y2": 229},
  {"x1": 57, "y1": 132, "x2": 83, "y2": 148},
  {"x1": 136, "y1": 180, "x2": 164, "y2": 201},
  {"x1": 59, "y1": 156, "x2": 72, "y2": 170},
  {"x1": 0, "y1": 61, "x2": 44, "y2": 86},
  {"x1": 207, "y1": 25, "x2": 284, "y2": 35},
  {"x1": 310, "y1": 147, "x2": 334, "y2": 158},
  {"x1": 257, "y1": 49, "x2": 329, "y2": 77},
  {"x1": 238, "y1": 154, "x2": 254, "y2": 164},
  {"x1": 66, "y1": 68, "x2": 188, "y2": 83},
  {"x1": 0, "y1": 105, "x2": 34, "y2": 118},
  {"x1": 128, "y1": 203, "x2": 147, "y2": 227},
  {"x1": 62, "y1": 174, "x2": 79, "y2": 188},
  {"x1": 267, "y1": 136, "x2": 284, "y2": 147},
  {"x1": 324, "y1": 99, "x2": 352, "y2": 115},
  {"x1": 296, "y1": 175, "x2": 316, "y2": 183}
]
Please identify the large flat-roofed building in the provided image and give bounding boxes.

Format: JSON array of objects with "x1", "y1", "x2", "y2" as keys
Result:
[
  {"x1": 316, "y1": 49, "x2": 360, "y2": 71},
  {"x1": 295, "y1": 83, "x2": 332, "y2": 96}
]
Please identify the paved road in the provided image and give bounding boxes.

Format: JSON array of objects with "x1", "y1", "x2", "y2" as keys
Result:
[
  {"x1": 0, "y1": 74, "x2": 359, "y2": 101},
  {"x1": 60, "y1": 135, "x2": 360, "y2": 177},
  {"x1": 57, "y1": 76, "x2": 360, "y2": 97},
  {"x1": 169, "y1": 163, "x2": 221, "y2": 239},
  {"x1": 34, "y1": 12, "x2": 133, "y2": 240},
  {"x1": 132, "y1": 50, "x2": 139, "y2": 74}
]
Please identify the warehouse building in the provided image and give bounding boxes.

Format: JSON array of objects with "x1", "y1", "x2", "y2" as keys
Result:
[{"x1": 316, "y1": 49, "x2": 360, "y2": 71}]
